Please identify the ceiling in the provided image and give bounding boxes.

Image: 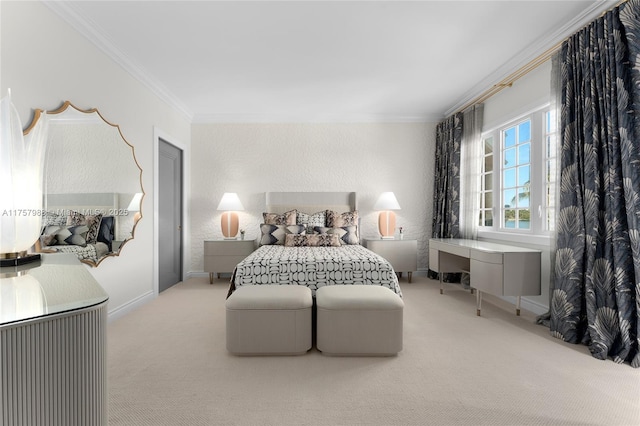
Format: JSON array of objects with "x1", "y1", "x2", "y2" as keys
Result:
[{"x1": 47, "y1": 1, "x2": 613, "y2": 123}]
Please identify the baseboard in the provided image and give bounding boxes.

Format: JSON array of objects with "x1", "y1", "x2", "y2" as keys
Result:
[
  {"x1": 190, "y1": 271, "x2": 209, "y2": 278},
  {"x1": 107, "y1": 290, "x2": 155, "y2": 323}
]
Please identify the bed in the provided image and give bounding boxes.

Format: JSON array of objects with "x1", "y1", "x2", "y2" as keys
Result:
[
  {"x1": 228, "y1": 192, "x2": 402, "y2": 298},
  {"x1": 38, "y1": 193, "x2": 119, "y2": 264}
]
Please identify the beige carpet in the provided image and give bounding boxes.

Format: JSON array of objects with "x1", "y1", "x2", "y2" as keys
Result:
[{"x1": 107, "y1": 276, "x2": 640, "y2": 426}]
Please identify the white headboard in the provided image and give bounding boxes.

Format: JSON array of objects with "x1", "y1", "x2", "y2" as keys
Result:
[
  {"x1": 46, "y1": 192, "x2": 117, "y2": 214},
  {"x1": 265, "y1": 192, "x2": 357, "y2": 213}
]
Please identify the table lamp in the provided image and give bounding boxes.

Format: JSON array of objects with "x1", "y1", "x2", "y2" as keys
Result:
[
  {"x1": 217, "y1": 193, "x2": 244, "y2": 239},
  {"x1": 0, "y1": 90, "x2": 48, "y2": 266},
  {"x1": 373, "y1": 192, "x2": 401, "y2": 239},
  {"x1": 127, "y1": 192, "x2": 143, "y2": 223}
]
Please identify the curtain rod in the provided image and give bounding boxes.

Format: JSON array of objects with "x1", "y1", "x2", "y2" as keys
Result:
[{"x1": 454, "y1": 0, "x2": 629, "y2": 115}]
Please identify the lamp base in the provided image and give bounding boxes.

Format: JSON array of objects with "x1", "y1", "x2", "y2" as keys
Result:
[
  {"x1": 223, "y1": 237, "x2": 238, "y2": 240},
  {"x1": 0, "y1": 253, "x2": 42, "y2": 268},
  {"x1": 380, "y1": 236, "x2": 395, "y2": 240},
  {"x1": 221, "y1": 211, "x2": 239, "y2": 239},
  {"x1": 378, "y1": 211, "x2": 397, "y2": 239}
]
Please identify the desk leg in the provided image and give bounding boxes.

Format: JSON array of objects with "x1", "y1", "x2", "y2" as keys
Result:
[
  {"x1": 408, "y1": 272, "x2": 412, "y2": 283},
  {"x1": 476, "y1": 290, "x2": 482, "y2": 316},
  {"x1": 439, "y1": 273, "x2": 444, "y2": 294},
  {"x1": 516, "y1": 296, "x2": 521, "y2": 316},
  {"x1": 209, "y1": 273, "x2": 214, "y2": 284}
]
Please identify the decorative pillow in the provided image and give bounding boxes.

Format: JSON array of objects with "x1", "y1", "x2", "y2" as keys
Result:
[
  {"x1": 43, "y1": 211, "x2": 67, "y2": 227},
  {"x1": 97, "y1": 216, "x2": 115, "y2": 252},
  {"x1": 314, "y1": 225, "x2": 359, "y2": 245},
  {"x1": 326, "y1": 210, "x2": 359, "y2": 227},
  {"x1": 54, "y1": 225, "x2": 89, "y2": 247},
  {"x1": 41, "y1": 225, "x2": 62, "y2": 246},
  {"x1": 296, "y1": 210, "x2": 327, "y2": 233},
  {"x1": 39, "y1": 232, "x2": 58, "y2": 247},
  {"x1": 263, "y1": 210, "x2": 297, "y2": 226},
  {"x1": 67, "y1": 210, "x2": 103, "y2": 244},
  {"x1": 325, "y1": 210, "x2": 359, "y2": 239},
  {"x1": 260, "y1": 224, "x2": 305, "y2": 245},
  {"x1": 284, "y1": 233, "x2": 341, "y2": 247}
]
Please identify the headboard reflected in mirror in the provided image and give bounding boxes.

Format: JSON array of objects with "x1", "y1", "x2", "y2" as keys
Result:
[{"x1": 24, "y1": 101, "x2": 144, "y2": 267}]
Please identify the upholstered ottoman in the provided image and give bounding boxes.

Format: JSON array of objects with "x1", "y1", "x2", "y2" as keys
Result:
[
  {"x1": 225, "y1": 285, "x2": 312, "y2": 355},
  {"x1": 316, "y1": 285, "x2": 404, "y2": 356}
]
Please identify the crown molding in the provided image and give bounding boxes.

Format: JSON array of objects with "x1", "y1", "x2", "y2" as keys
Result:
[
  {"x1": 444, "y1": 0, "x2": 617, "y2": 117},
  {"x1": 43, "y1": 1, "x2": 194, "y2": 122},
  {"x1": 191, "y1": 112, "x2": 442, "y2": 124}
]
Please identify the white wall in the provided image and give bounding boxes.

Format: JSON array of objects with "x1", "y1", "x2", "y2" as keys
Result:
[
  {"x1": 190, "y1": 122, "x2": 436, "y2": 274},
  {"x1": 1, "y1": 1, "x2": 191, "y2": 318},
  {"x1": 483, "y1": 61, "x2": 552, "y2": 131}
]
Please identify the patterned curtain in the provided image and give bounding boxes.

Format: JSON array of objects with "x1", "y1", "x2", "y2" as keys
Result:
[
  {"x1": 429, "y1": 112, "x2": 463, "y2": 281},
  {"x1": 550, "y1": 0, "x2": 640, "y2": 367}
]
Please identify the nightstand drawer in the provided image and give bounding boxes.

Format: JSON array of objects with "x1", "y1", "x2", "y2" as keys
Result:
[
  {"x1": 364, "y1": 239, "x2": 417, "y2": 274},
  {"x1": 204, "y1": 240, "x2": 256, "y2": 283},
  {"x1": 204, "y1": 240, "x2": 255, "y2": 256}
]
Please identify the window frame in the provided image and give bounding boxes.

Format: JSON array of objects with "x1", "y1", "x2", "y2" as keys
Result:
[{"x1": 477, "y1": 104, "x2": 554, "y2": 244}]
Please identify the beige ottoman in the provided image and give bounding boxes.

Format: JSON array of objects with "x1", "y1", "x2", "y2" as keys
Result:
[
  {"x1": 226, "y1": 285, "x2": 312, "y2": 355},
  {"x1": 316, "y1": 285, "x2": 404, "y2": 356}
]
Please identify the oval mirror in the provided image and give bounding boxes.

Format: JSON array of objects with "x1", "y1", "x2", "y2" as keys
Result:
[{"x1": 24, "y1": 101, "x2": 144, "y2": 267}]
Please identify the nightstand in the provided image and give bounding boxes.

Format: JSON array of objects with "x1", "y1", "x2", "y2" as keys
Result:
[
  {"x1": 204, "y1": 240, "x2": 255, "y2": 284},
  {"x1": 364, "y1": 238, "x2": 418, "y2": 283}
]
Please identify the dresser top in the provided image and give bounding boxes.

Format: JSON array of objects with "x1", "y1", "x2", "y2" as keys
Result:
[{"x1": 1, "y1": 253, "x2": 109, "y2": 326}]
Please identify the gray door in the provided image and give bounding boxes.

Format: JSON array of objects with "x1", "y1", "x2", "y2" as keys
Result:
[{"x1": 158, "y1": 139, "x2": 183, "y2": 292}]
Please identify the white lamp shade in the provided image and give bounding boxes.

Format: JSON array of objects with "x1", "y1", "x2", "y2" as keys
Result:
[
  {"x1": 373, "y1": 192, "x2": 401, "y2": 211},
  {"x1": 0, "y1": 92, "x2": 48, "y2": 254},
  {"x1": 127, "y1": 192, "x2": 143, "y2": 212},
  {"x1": 217, "y1": 193, "x2": 244, "y2": 211}
]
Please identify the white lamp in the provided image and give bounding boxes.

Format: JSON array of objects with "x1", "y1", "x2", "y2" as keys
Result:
[
  {"x1": 217, "y1": 193, "x2": 244, "y2": 239},
  {"x1": 127, "y1": 192, "x2": 143, "y2": 222},
  {"x1": 0, "y1": 90, "x2": 48, "y2": 266},
  {"x1": 373, "y1": 192, "x2": 401, "y2": 239}
]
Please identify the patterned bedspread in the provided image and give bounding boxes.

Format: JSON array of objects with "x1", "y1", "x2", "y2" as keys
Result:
[
  {"x1": 230, "y1": 244, "x2": 402, "y2": 297},
  {"x1": 44, "y1": 242, "x2": 109, "y2": 263}
]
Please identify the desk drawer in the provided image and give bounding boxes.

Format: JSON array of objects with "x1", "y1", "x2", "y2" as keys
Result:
[
  {"x1": 471, "y1": 259, "x2": 503, "y2": 295},
  {"x1": 471, "y1": 250, "x2": 503, "y2": 264},
  {"x1": 430, "y1": 242, "x2": 470, "y2": 258}
]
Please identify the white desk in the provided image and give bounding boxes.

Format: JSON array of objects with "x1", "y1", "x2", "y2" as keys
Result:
[{"x1": 429, "y1": 238, "x2": 541, "y2": 316}]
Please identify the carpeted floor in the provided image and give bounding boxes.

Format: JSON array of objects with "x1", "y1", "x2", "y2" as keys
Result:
[{"x1": 107, "y1": 276, "x2": 640, "y2": 425}]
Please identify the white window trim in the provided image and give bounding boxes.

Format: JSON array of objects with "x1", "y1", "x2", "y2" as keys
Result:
[{"x1": 478, "y1": 104, "x2": 552, "y2": 246}]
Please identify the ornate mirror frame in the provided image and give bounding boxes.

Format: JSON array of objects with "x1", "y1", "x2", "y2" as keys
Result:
[{"x1": 24, "y1": 101, "x2": 144, "y2": 267}]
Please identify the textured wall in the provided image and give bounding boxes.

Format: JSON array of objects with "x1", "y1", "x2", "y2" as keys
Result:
[
  {"x1": 190, "y1": 122, "x2": 436, "y2": 273},
  {"x1": 46, "y1": 122, "x2": 139, "y2": 194}
]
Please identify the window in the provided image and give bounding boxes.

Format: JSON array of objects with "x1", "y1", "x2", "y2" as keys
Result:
[
  {"x1": 479, "y1": 106, "x2": 556, "y2": 238},
  {"x1": 479, "y1": 137, "x2": 494, "y2": 227},
  {"x1": 502, "y1": 120, "x2": 531, "y2": 230}
]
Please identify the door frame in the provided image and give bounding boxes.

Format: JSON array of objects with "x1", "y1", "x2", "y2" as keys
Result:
[{"x1": 153, "y1": 127, "x2": 189, "y2": 296}]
